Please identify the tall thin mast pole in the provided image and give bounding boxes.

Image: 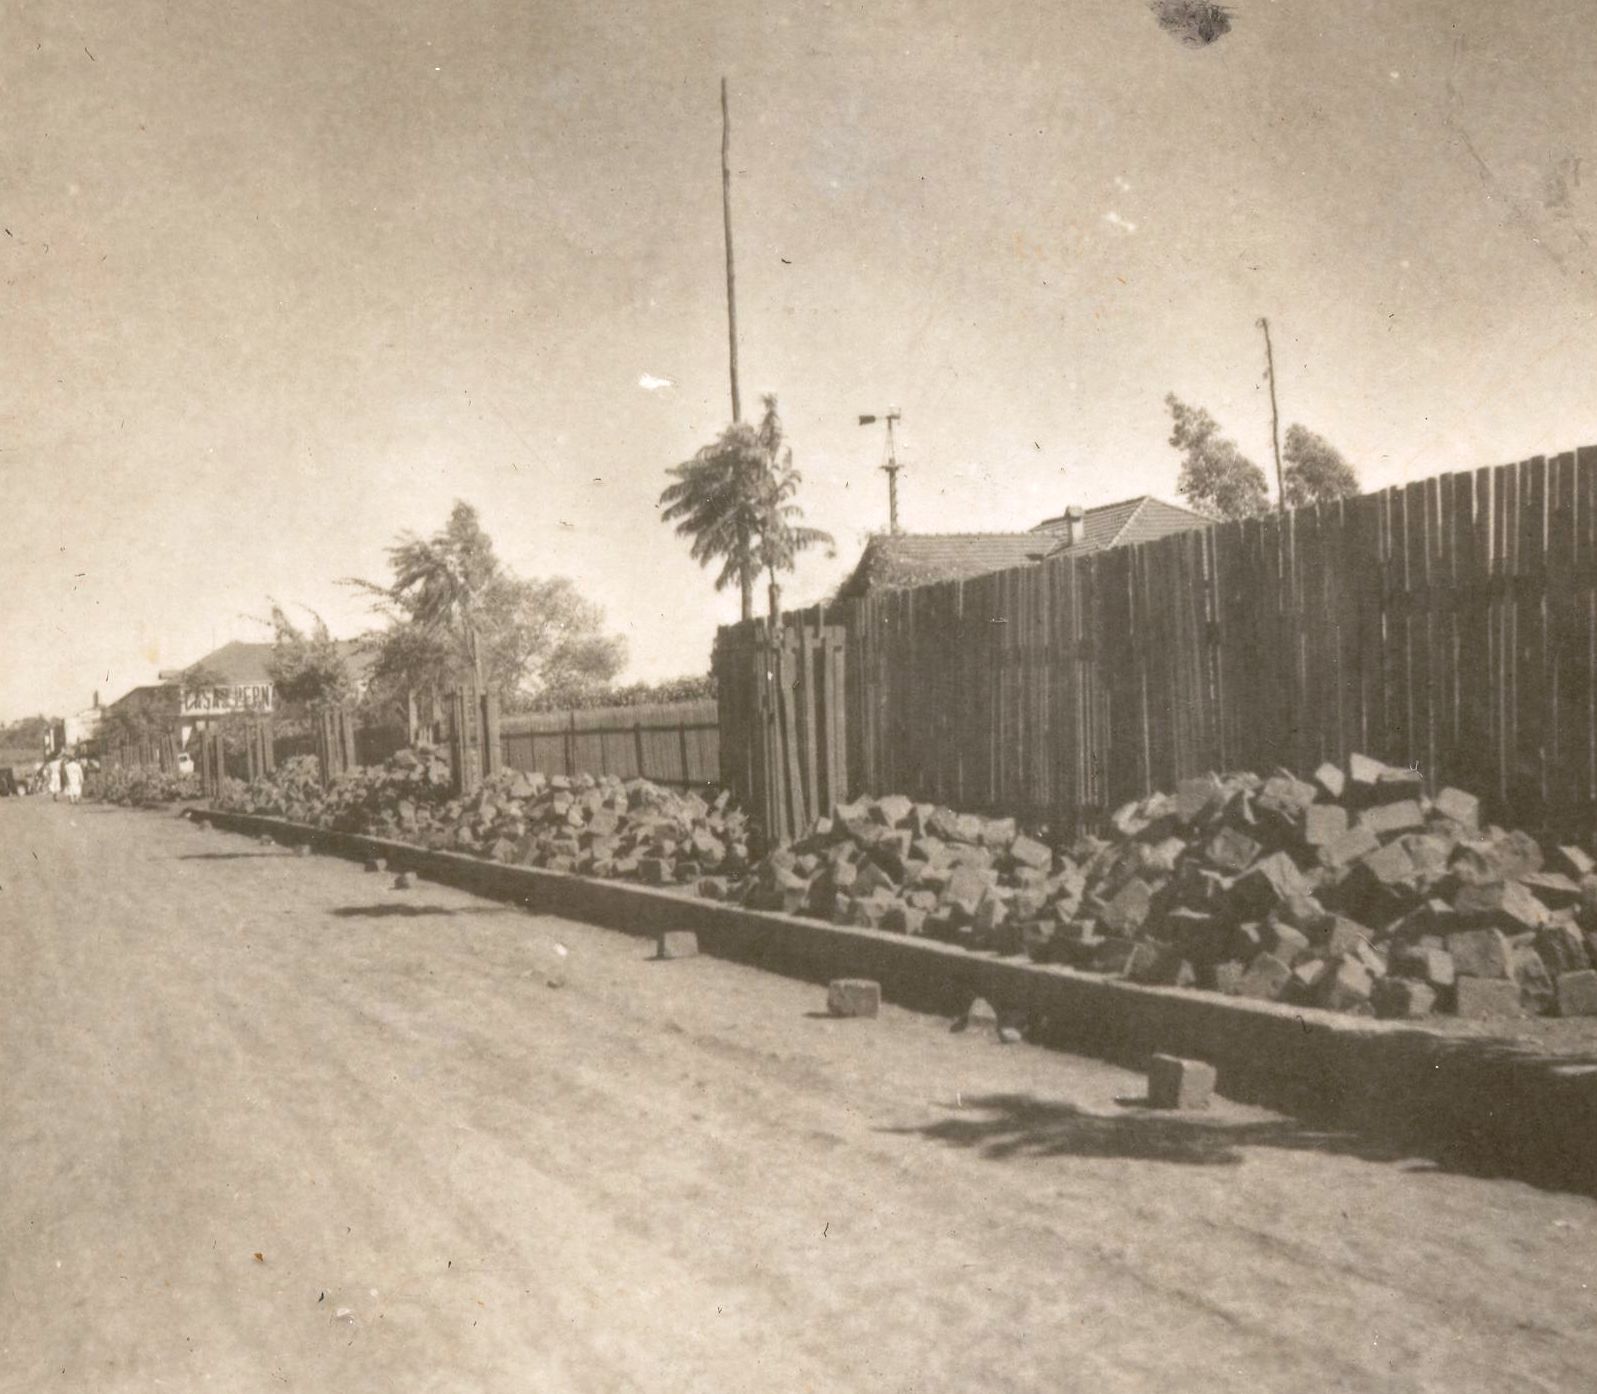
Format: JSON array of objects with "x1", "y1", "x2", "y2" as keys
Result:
[
  {"x1": 721, "y1": 78, "x2": 742, "y2": 423},
  {"x1": 884, "y1": 415, "x2": 901, "y2": 534},
  {"x1": 1259, "y1": 316, "x2": 1285, "y2": 512}
]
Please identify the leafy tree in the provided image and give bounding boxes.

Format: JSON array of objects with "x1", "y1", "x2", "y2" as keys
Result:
[
  {"x1": 659, "y1": 394, "x2": 832, "y2": 622},
  {"x1": 97, "y1": 689, "x2": 175, "y2": 753},
  {"x1": 1282, "y1": 425, "x2": 1360, "y2": 508},
  {"x1": 1165, "y1": 394, "x2": 1271, "y2": 521},
  {"x1": 266, "y1": 603, "x2": 353, "y2": 710},
  {"x1": 348, "y1": 502, "x2": 627, "y2": 722}
]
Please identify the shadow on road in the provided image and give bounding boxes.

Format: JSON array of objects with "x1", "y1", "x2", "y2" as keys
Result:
[
  {"x1": 330, "y1": 903, "x2": 514, "y2": 919},
  {"x1": 177, "y1": 852, "x2": 287, "y2": 861},
  {"x1": 885, "y1": 1091, "x2": 1597, "y2": 1196}
]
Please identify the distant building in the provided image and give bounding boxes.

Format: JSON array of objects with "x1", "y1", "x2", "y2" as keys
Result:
[
  {"x1": 835, "y1": 495, "x2": 1209, "y2": 600},
  {"x1": 62, "y1": 692, "x2": 104, "y2": 749}
]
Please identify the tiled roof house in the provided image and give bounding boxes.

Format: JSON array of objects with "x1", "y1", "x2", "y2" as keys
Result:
[{"x1": 835, "y1": 495, "x2": 1209, "y2": 600}]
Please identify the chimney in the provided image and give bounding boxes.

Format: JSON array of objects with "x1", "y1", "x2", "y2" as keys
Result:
[{"x1": 1065, "y1": 505, "x2": 1086, "y2": 548}]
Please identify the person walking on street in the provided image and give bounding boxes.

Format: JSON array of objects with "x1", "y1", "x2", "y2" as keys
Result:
[
  {"x1": 63, "y1": 753, "x2": 84, "y2": 805},
  {"x1": 46, "y1": 755, "x2": 62, "y2": 801}
]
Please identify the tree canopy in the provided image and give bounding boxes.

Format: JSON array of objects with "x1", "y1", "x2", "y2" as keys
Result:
[
  {"x1": 1282, "y1": 425, "x2": 1360, "y2": 508},
  {"x1": 348, "y1": 502, "x2": 626, "y2": 717},
  {"x1": 1165, "y1": 394, "x2": 1271, "y2": 521},
  {"x1": 266, "y1": 603, "x2": 354, "y2": 710},
  {"x1": 659, "y1": 394, "x2": 833, "y2": 622}
]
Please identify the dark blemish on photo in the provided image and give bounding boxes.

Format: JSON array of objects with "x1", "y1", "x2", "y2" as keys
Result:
[{"x1": 1149, "y1": 0, "x2": 1233, "y2": 48}]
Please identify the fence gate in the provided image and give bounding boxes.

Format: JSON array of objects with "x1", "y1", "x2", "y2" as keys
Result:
[
  {"x1": 715, "y1": 617, "x2": 848, "y2": 845},
  {"x1": 447, "y1": 683, "x2": 502, "y2": 795}
]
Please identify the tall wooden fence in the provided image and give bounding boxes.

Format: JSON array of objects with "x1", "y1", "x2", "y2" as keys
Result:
[
  {"x1": 500, "y1": 700, "x2": 719, "y2": 789},
  {"x1": 718, "y1": 446, "x2": 1597, "y2": 838}
]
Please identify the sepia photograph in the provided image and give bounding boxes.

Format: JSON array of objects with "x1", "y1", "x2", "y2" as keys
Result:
[{"x1": 2, "y1": 1, "x2": 1595, "y2": 1389}]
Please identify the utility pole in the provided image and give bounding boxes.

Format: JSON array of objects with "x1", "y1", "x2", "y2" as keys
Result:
[
  {"x1": 721, "y1": 78, "x2": 741, "y2": 423},
  {"x1": 1258, "y1": 316, "x2": 1285, "y2": 512},
  {"x1": 858, "y1": 411, "x2": 904, "y2": 534}
]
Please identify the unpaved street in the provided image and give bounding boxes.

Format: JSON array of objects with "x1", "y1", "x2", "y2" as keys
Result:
[{"x1": 3, "y1": 801, "x2": 1596, "y2": 1393}]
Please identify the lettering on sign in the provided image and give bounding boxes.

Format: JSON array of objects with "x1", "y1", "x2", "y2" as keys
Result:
[{"x1": 179, "y1": 684, "x2": 274, "y2": 716}]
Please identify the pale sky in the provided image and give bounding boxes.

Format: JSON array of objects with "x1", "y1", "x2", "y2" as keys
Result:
[{"x1": 3, "y1": 0, "x2": 1594, "y2": 721}]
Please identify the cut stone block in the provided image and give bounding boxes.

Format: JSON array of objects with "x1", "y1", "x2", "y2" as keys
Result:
[
  {"x1": 657, "y1": 930, "x2": 699, "y2": 960},
  {"x1": 826, "y1": 978, "x2": 881, "y2": 1018},
  {"x1": 1232, "y1": 852, "x2": 1309, "y2": 919},
  {"x1": 1453, "y1": 880, "x2": 1548, "y2": 934},
  {"x1": 1522, "y1": 872, "x2": 1582, "y2": 911},
  {"x1": 1008, "y1": 834, "x2": 1053, "y2": 871},
  {"x1": 1556, "y1": 969, "x2": 1597, "y2": 1017},
  {"x1": 1099, "y1": 877, "x2": 1156, "y2": 934},
  {"x1": 1147, "y1": 1054, "x2": 1216, "y2": 1110},
  {"x1": 1356, "y1": 841, "x2": 1416, "y2": 887},
  {"x1": 364, "y1": 857, "x2": 386, "y2": 873},
  {"x1": 1512, "y1": 944, "x2": 1556, "y2": 1015},
  {"x1": 393, "y1": 871, "x2": 414, "y2": 890},
  {"x1": 294, "y1": 843, "x2": 312, "y2": 857},
  {"x1": 1320, "y1": 824, "x2": 1381, "y2": 871},
  {"x1": 1447, "y1": 928, "x2": 1511, "y2": 978},
  {"x1": 1267, "y1": 922, "x2": 1311, "y2": 964},
  {"x1": 1432, "y1": 787, "x2": 1481, "y2": 829},
  {"x1": 1303, "y1": 804, "x2": 1349, "y2": 848},
  {"x1": 1175, "y1": 774, "x2": 1225, "y2": 824},
  {"x1": 1535, "y1": 921, "x2": 1590, "y2": 976},
  {"x1": 1236, "y1": 952, "x2": 1293, "y2": 1001},
  {"x1": 1390, "y1": 944, "x2": 1456, "y2": 988},
  {"x1": 1374, "y1": 977, "x2": 1437, "y2": 1019},
  {"x1": 1316, "y1": 956, "x2": 1375, "y2": 1013},
  {"x1": 1207, "y1": 827, "x2": 1261, "y2": 875},
  {"x1": 1454, "y1": 975, "x2": 1523, "y2": 1020},
  {"x1": 1556, "y1": 845, "x2": 1596, "y2": 878},
  {"x1": 1357, "y1": 801, "x2": 1426, "y2": 839},
  {"x1": 1313, "y1": 762, "x2": 1346, "y2": 800},
  {"x1": 958, "y1": 996, "x2": 1000, "y2": 1033}
]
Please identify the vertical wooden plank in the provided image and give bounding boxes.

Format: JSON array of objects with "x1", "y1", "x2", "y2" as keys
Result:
[
  {"x1": 1404, "y1": 478, "x2": 1432, "y2": 782},
  {"x1": 1514, "y1": 458, "x2": 1548, "y2": 818},
  {"x1": 1547, "y1": 452, "x2": 1579, "y2": 822},
  {"x1": 1576, "y1": 447, "x2": 1597, "y2": 814}
]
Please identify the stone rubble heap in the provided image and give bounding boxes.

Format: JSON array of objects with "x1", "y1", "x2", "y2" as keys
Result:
[
  {"x1": 214, "y1": 749, "x2": 751, "y2": 881},
  {"x1": 725, "y1": 755, "x2": 1597, "y2": 1021},
  {"x1": 211, "y1": 744, "x2": 1597, "y2": 1021}
]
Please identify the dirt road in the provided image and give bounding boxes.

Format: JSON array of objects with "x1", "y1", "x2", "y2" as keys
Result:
[{"x1": 3, "y1": 801, "x2": 1595, "y2": 1393}]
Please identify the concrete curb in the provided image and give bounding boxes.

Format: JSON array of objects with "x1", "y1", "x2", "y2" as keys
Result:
[{"x1": 188, "y1": 805, "x2": 1597, "y2": 1194}]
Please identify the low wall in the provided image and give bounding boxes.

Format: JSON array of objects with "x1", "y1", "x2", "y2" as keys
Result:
[{"x1": 190, "y1": 806, "x2": 1597, "y2": 1196}]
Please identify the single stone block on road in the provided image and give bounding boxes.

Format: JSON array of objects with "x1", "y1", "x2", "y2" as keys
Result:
[
  {"x1": 656, "y1": 930, "x2": 699, "y2": 960},
  {"x1": 1147, "y1": 1054, "x2": 1216, "y2": 1110},
  {"x1": 393, "y1": 871, "x2": 414, "y2": 890},
  {"x1": 827, "y1": 978, "x2": 881, "y2": 1018},
  {"x1": 364, "y1": 857, "x2": 387, "y2": 873},
  {"x1": 294, "y1": 843, "x2": 312, "y2": 858}
]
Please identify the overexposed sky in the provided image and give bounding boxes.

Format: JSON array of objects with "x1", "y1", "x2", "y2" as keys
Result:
[{"x1": 3, "y1": 0, "x2": 1594, "y2": 719}]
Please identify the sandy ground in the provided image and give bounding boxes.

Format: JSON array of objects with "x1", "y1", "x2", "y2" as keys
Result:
[{"x1": 3, "y1": 801, "x2": 1596, "y2": 1394}]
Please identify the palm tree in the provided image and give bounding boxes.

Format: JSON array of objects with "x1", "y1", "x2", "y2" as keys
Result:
[
  {"x1": 660, "y1": 394, "x2": 832, "y2": 623},
  {"x1": 346, "y1": 502, "x2": 501, "y2": 737},
  {"x1": 659, "y1": 418, "x2": 767, "y2": 621},
  {"x1": 750, "y1": 400, "x2": 834, "y2": 623}
]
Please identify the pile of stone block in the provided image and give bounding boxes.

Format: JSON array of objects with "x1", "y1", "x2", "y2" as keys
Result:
[
  {"x1": 729, "y1": 757, "x2": 1597, "y2": 1021},
  {"x1": 214, "y1": 750, "x2": 751, "y2": 882}
]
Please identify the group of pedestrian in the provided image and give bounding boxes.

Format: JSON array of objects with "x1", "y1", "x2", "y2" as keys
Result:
[{"x1": 41, "y1": 753, "x2": 84, "y2": 803}]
